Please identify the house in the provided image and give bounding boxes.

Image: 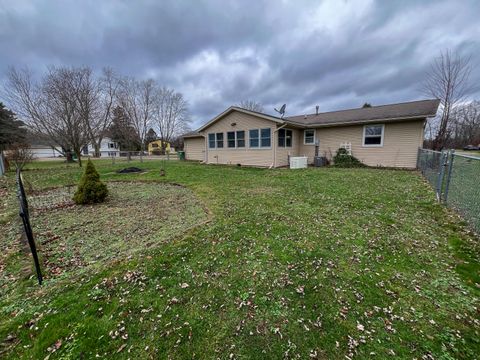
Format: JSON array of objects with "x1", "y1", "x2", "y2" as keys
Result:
[
  {"x1": 148, "y1": 140, "x2": 173, "y2": 154},
  {"x1": 183, "y1": 99, "x2": 440, "y2": 168},
  {"x1": 29, "y1": 144, "x2": 63, "y2": 158},
  {"x1": 24, "y1": 133, "x2": 63, "y2": 158},
  {"x1": 83, "y1": 137, "x2": 120, "y2": 157}
]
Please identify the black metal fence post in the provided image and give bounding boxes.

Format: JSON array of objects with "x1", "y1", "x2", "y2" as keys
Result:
[{"x1": 16, "y1": 169, "x2": 43, "y2": 285}]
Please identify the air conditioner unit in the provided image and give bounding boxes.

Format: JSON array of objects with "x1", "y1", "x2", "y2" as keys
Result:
[{"x1": 289, "y1": 156, "x2": 308, "y2": 169}]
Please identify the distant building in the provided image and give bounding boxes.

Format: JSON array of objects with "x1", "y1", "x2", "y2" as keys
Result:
[
  {"x1": 30, "y1": 144, "x2": 63, "y2": 158},
  {"x1": 25, "y1": 133, "x2": 63, "y2": 158},
  {"x1": 83, "y1": 137, "x2": 120, "y2": 157},
  {"x1": 148, "y1": 140, "x2": 173, "y2": 154}
]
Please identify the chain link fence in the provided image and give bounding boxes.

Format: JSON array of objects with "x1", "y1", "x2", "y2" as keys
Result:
[
  {"x1": 106, "y1": 151, "x2": 178, "y2": 164},
  {"x1": 418, "y1": 148, "x2": 480, "y2": 233}
]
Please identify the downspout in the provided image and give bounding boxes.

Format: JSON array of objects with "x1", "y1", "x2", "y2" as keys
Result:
[
  {"x1": 270, "y1": 123, "x2": 287, "y2": 169},
  {"x1": 203, "y1": 134, "x2": 207, "y2": 164}
]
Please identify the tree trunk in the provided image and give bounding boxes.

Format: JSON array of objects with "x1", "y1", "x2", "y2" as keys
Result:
[
  {"x1": 65, "y1": 150, "x2": 74, "y2": 163},
  {"x1": 75, "y1": 149, "x2": 82, "y2": 167},
  {"x1": 94, "y1": 143, "x2": 101, "y2": 158}
]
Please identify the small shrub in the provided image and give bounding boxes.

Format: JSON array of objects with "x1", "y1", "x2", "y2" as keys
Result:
[
  {"x1": 73, "y1": 159, "x2": 108, "y2": 204},
  {"x1": 333, "y1": 148, "x2": 365, "y2": 168}
]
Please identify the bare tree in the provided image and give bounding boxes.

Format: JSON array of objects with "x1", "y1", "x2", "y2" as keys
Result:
[
  {"x1": 4, "y1": 66, "x2": 91, "y2": 166},
  {"x1": 117, "y1": 78, "x2": 155, "y2": 161},
  {"x1": 450, "y1": 100, "x2": 480, "y2": 147},
  {"x1": 238, "y1": 100, "x2": 264, "y2": 113},
  {"x1": 76, "y1": 67, "x2": 119, "y2": 157},
  {"x1": 5, "y1": 142, "x2": 34, "y2": 170},
  {"x1": 422, "y1": 50, "x2": 472, "y2": 150},
  {"x1": 153, "y1": 87, "x2": 190, "y2": 154},
  {"x1": 74, "y1": 67, "x2": 98, "y2": 157}
]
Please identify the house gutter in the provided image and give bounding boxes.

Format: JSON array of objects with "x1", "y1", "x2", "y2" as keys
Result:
[{"x1": 270, "y1": 123, "x2": 288, "y2": 169}]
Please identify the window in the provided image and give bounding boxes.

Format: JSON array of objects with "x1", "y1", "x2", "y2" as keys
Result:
[
  {"x1": 236, "y1": 131, "x2": 245, "y2": 148},
  {"x1": 363, "y1": 125, "x2": 384, "y2": 146},
  {"x1": 249, "y1": 129, "x2": 259, "y2": 147},
  {"x1": 109, "y1": 143, "x2": 115, "y2": 149},
  {"x1": 304, "y1": 130, "x2": 315, "y2": 145},
  {"x1": 227, "y1": 131, "x2": 236, "y2": 148},
  {"x1": 216, "y1": 132, "x2": 224, "y2": 148},
  {"x1": 208, "y1": 133, "x2": 216, "y2": 148},
  {"x1": 249, "y1": 128, "x2": 271, "y2": 148},
  {"x1": 278, "y1": 129, "x2": 293, "y2": 148},
  {"x1": 260, "y1": 128, "x2": 271, "y2": 147},
  {"x1": 151, "y1": 143, "x2": 158, "y2": 148}
]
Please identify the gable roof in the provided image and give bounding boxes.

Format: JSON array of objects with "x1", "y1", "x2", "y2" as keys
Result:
[
  {"x1": 191, "y1": 99, "x2": 440, "y2": 134},
  {"x1": 284, "y1": 99, "x2": 440, "y2": 127},
  {"x1": 196, "y1": 106, "x2": 284, "y2": 132}
]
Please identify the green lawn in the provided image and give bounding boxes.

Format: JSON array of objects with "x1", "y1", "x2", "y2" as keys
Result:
[{"x1": 0, "y1": 160, "x2": 479, "y2": 359}]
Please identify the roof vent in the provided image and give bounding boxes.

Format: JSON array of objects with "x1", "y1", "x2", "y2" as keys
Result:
[{"x1": 316, "y1": 105, "x2": 319, "y2": 115}]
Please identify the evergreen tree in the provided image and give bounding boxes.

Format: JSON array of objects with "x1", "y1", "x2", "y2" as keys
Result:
[
  {"x1": 145, "y1": 128, "x2": 158, "y2": 144},
  {"x1": 109, "y1": 106, "x2": 141, "y2": 151},
  {"x1": 73, "y1": 159, "x2": 108, "y2": 204},
  {"x1": 0, "y1": 102, "x2": 26, "y2": 150}
]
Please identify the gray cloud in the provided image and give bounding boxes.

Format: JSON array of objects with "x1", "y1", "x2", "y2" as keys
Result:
[{"x1": 1, "y1": 0, "x2": 479, "y2": 127}]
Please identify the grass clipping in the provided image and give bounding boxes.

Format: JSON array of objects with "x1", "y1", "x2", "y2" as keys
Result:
[{"x1": 73, "y1": 159, "x2": 108, "y2": 204}]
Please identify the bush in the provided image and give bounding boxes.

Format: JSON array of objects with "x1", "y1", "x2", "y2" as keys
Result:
[
  {"x1": 73, "y1": 159, "x2": 108, "y2": 204},
  {"x1": 332, "y1": 148, "x2": 365, "y2": 168}
]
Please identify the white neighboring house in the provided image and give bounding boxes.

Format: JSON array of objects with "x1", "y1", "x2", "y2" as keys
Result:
[
  {"x1": 30, "y1": 145, "x2": 63, "y2": 158},
  {"x1": 84, "y1": 137, "x2": 120, "y2": 157}
]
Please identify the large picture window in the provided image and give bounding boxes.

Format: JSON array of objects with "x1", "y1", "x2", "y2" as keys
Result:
[
  {"x1": 278, "y1": 129, "x2": 292, "y2": 148},
  {"x1": 304, "y1": 129, "x2": 315, "y2": 145},
  {"x1": 249, "y1": 129, "x2": 259, "y2": 147},
  {"x1": 208, "y1": 133, "x2": 216, "y2": 148},
  {"x1": 216, "y1": 132, "x2": 224, "y2": 148},
  {"x1": 363, "y1": 125, "x2": 384, "y2": 146}
]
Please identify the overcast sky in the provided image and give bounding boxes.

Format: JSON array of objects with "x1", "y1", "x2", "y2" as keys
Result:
[{"x1": 1, "y1": 0, "x2": 479, "y2": 128}]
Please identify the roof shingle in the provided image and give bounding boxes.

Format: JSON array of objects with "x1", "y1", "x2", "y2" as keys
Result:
[{"x1": 284, "y1": 99, "x2": 439, "y2": 127}]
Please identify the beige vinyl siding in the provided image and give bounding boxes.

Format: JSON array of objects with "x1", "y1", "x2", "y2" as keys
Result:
[
  {"x1": 201, "y1": 112, "x2": 276, "y2": 167},
  {"x1": 275, "y1": 128, "x2": 301, "y2": 167},
  {"x1": 184, "y1": 137, "x2": 205, "y2": 161},
  {"x1": 298, "y1": 120, "x2": 425, "y2": 168}
]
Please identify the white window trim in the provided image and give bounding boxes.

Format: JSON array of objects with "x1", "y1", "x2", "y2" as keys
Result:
[
  {"x1": 224, "y1": 130, "x2": 246, "y2": 149},
  {"x1": 362, "y1": 124, "x2": 384, "y2": 147},
  {"x1": 304, "y1": 129, "x2": 316, "y2": 145},
  {"x1": 208, "y1": 133, "x2": 216, "y2": 149},
  {"x1": 216, "y1": 132, "x2": 224, "y2": 149},
  {"x1": 249, "y1": 128, "x2": 272, "y2": 149},
  {"x1": 236, "y1": 130, "x2": 246, "y2": 149},
  {"x1": 227, "y1": 131, "x2": 236, "y2": 149},
  {"x1": 278, "y1": 128, "x2": 293, "y2": 148}
]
